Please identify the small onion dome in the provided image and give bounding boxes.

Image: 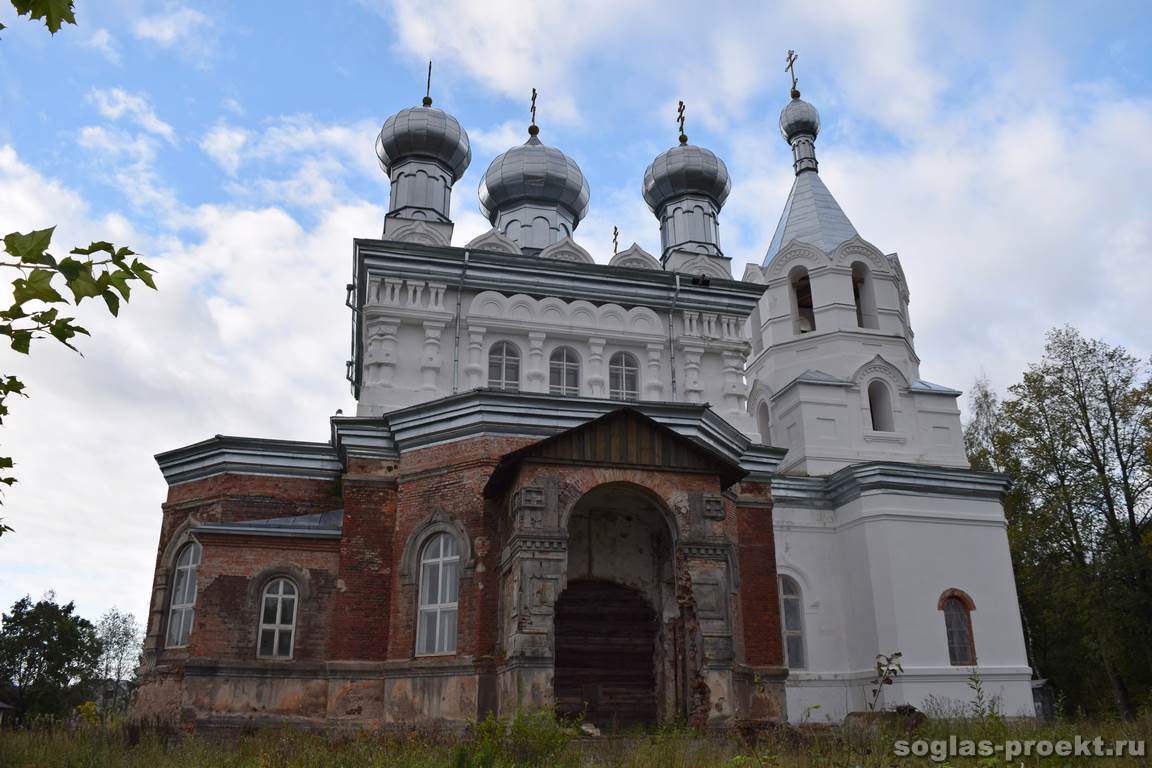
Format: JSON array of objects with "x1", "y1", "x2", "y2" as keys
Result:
[
  {"x1": 375, "y1": 106, "x2": 472, "y2": 181},
  {"x1": 779, "y1": 94, "x2": 820, "y2": 143},
  {"x1": 478, "y1": 135, "x2": 591, "y2": 225},
  {"x1": 642, "y1": 143, "x2": 731, "y2": 213}
]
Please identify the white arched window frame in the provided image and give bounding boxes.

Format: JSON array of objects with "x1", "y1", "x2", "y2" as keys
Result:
[
  {"x1": 549, "y1": 347, "x2": 581, "y2": 397},
  {"x1": 166, "y1": 541, "x2": 201, "y2": 648},
  {"x1": 778, "y1": 575, "x2": 806, "y2": 670},
  {"x1": 416, "y1": 532, "x2": 460, "y2": 656},
  {"x1": 487, "y1": 341, "x2": 521, "y2": 392},
  {"x1": 608, "y1": 352, "x2": 639, "y2": 401},
  {"x1": 258, "y1": 577, "x2": 298, "y2": 659},
  {"x1": 867, "y1": 379, "x2": 895, "y2": 432}
]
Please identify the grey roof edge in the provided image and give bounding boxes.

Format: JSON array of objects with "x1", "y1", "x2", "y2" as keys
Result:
[
  {"x1": 772, "y1": 369, "x2": 853, "y2": 400},
  {"x1": 910, "y1": 379, "x2": 963, "y2": 396},
  {"x1": 155, "y1": 436, "x2": 342, "y2": 487},
  {"x1": 195, "y1": 524, "x2": 343, "y2": 540},
  {"x1": 770, "y1": 461, "x2": 1011, "y2": 509},
  {"x1": 377, "y1": 389, "x2": 754, "y2": 464}
]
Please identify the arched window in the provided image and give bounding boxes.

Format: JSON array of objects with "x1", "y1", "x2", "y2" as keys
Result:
[
  {"x1": 258, "y1": 578, "x2": 297, "y2": 658},
  {"x1": 778, "y1": 575, "x2": 806, "y2": 670},
  {"x1": 549, "y1": 347, "x2": 581, "y2": 397},
  {"x1": 938, "y1": 590, "x2": 977, "y2": 665},
  {"x1": 417, "y1": 533, "x2": 460, "y2": 656},
  {"x1": 608, "y1": 352, "x2": 639, "y2": 401},
  {"x1": 867, "y1": 380, "x2": 895, "y2": 432},
  {"x1": 757, "y1": 402, "x2": 771, "y2": 443},
  {"x1": 166, "y1": 542, "x2": 201, "y2": 648},
  {"x1": 487, "y1": 341, "x2": 521, "y2": 392},
  {"x1": 790, "y1": 266, "x2": 816, "y2": 334},
  {"x1": 852, "y1": 262, "x2": 879, "y2": 329}
]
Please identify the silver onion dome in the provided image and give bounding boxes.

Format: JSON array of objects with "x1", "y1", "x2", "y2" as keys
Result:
[
  {"x1": 376, "y1": 106, "x2": 472, "y2": 181},
  {"x1": 477, "y1": 135, "x2": 591, "y2": 225},
  {"x1": 642, "y1": 143, "x2": 732, "y2": 213},
  {"x1": 779, "y1": 95, "x2": 820, "y2": 143}
]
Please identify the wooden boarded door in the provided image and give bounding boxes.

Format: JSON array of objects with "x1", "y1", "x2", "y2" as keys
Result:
[{"x1": 553, "y1": 578, "x2": 657, "y2": 729}]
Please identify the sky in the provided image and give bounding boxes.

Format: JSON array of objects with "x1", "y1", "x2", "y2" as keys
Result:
[{"x1": 1, "y1": 0, "x2": 1151, "y2": 627}]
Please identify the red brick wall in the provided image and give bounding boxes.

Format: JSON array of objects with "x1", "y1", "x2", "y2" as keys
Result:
[
  {"x1": 190, "y1": 535, "x2": 340, "y2": 661},
  {"x1": 329, "y1": 478, "x2": 397, "y2": 660},
  {"x1": 384, "y1": 436, "x2": 530, "y2": 662},
  {"x1": 734, "y1": 480, "x2": 784, "y2": 667}
]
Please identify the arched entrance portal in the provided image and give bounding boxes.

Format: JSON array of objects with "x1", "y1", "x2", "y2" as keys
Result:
[
  {"x1": 554, "y1": 483, "x2": 678, "y2": 729},
  {"x1": 554, "y1": 579, "x2": 657, "y2": 726}
]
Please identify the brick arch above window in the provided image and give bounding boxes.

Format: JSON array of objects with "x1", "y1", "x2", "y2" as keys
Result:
[
  {"x1": 398, "y1": 509, "x2": 474, "y2": 586},
  {"x1": 246, "y1": 563, "x2": 314, "y2": 604},
  {"x1": 937, "y1": 587, "x2": 976, "y2": 612}
]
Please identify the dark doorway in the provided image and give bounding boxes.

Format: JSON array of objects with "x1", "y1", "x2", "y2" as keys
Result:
[{"x1": 553, "y1": 578, "x2": 658, "y2": 728}]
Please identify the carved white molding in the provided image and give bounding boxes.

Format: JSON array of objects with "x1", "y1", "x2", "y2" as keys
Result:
[
  {"x1": 465, "y1": 227, "x2": 524, "y2": 255},
  {"x1": 609, "y1": 243, "x2": 661, "y2": 270},
  {"x1": 384, "y1": 219, "x2": 450, "y2": 246},
  {"x1": 538, "y1": 236, "x2": 594, "y2": 264},
  {"x1": 467, "y1": 291, "x2": 664, "y2": 342}
]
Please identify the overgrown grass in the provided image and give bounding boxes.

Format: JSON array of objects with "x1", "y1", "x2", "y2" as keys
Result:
[{"x1": 2, "y1": 710, "x2": 1150, "y2": 767}]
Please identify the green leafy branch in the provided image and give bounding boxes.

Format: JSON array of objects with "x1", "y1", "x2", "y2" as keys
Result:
[
  {"x1": 1, "y1": 1, "x2": 76, "y2": 35},
  {"x1": 1, "y1": 227, "x2": 156, "y2": 533}
]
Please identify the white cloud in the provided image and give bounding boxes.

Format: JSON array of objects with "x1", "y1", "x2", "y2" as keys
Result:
[
  {"x1": 0, "y1": 145, "x2": 362, "y2": 624},
  {"x1": 131, "y1": 4, "x2": 217, "y2": 64},
  {"x1": 85, "y1": 29, "x2": 121, "y2": 65},
  {"x1": 88, "y1": 88, "x2": 176, "y2": 143},
  {"x1": 200, "y1": 124, "x2": 249, "y2": 175}
]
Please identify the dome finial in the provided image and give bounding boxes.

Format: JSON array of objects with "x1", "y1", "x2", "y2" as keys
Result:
[
  {"x1": 786, "y1": 49, "x2": 801, "y2": 99},
  {"x1": 422, "y1": 61, "x2": 433, "y2": 107},
  {"x1": 677, "y1": 100, "x2": 688, "y2": 146},
  {"x1": 528, "y1": 87, "x2": 540, "y2": 137}
]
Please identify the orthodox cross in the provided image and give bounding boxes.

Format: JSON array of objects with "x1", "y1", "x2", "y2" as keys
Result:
[
  {"x1": 529, "y1": 88, "x2": 539, "y2": 136},
  {"x1": 785, "y1": 49, "x2": 800, "y2": 96},
  {"x1": 677, "y1": 100, "x2": 687, "y2": 145},
  {"x1": 423, "y1": 61, "x2": 433, "y2": 106},
  {"x1": 612, "y1": 225, "x2": 619, "y2": 254}
]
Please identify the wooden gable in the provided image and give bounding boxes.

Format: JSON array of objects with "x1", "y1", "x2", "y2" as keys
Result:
[{"x1": 484, "y1": 408, "x2": 746, "y2": 496}]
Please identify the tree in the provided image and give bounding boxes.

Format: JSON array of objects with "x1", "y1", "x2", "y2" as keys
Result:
[
  {"x1": 1, "y1": 2, "x2": 157, "y2": 536},
  {"x1": 94, "y1": 608, "x2": 141, "y2": 712},
  {"x1": 970, "y1": 327, "x2": 1152, "y2": 718},
  {"x1": 0, "y1": 593, "x2": 102, "y2": 719}
]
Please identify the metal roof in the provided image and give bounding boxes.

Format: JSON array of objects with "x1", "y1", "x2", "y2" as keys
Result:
[{"x1": 762, "y1": 171, "x2": 858, "y2": 264}]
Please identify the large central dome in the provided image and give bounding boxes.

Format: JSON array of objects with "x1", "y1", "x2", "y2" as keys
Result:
[
  {"x1": 642, "y1": 143, "x2": 731, "y2": 214},
  {"x1": 478, "y1": 135, "x2": 590, "y2": 226}
]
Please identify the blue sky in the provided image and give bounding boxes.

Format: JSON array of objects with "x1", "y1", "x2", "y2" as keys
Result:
[{"x1": 2, "y1": 0, "x2": 1151, "y2": 627}]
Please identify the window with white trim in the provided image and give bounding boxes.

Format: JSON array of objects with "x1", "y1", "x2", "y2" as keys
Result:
[
  {"x1": 166, "y1": 542, "x2": 201, "y2": 648},
  {"x1": 867, "y1": 379, "x2": 894, "y2": 432},
  {"x1": 778, "y1": 575, "x2": 806, "y2": 670},
  {"x1": 487, "y1": 341, "x2": 521, "y2": 392},
  {"x1": 608, "y1": 352, "x2": 639, "y2": 401},
  {"x1": 416, "y1": 532, "x2": 460, "y2": 656},
  {"x1": 549, "y1": 347, "x2": 581, "y2": 397},
  {"x1": 258, "y1": 578, "x2": 297, "y2": 658}
]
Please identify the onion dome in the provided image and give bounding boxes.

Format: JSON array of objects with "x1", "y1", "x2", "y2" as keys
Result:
[
  {"x1": 477, "y1": 133, "x2": 590, "y2": 226},
  {"x1": 642, "y1": 143, "x2": 732, "y2": 214},
  {"x1": 375, "y1": 105, "x2": 471, "y2": 181},
  {"x1": 779, "y1": 93, "x2": 820, "y2": 143}
]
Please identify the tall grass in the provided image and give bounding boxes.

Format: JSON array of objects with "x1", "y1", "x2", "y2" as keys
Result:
[{"x1": 1, "y1": 710, "x2": 1150, "y2": 767}]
